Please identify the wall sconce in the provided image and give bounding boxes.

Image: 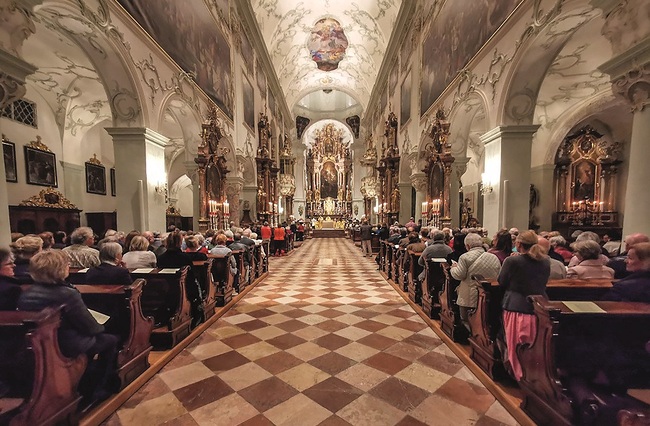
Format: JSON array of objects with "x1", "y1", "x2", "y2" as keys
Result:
[{"x1": 480, "y1": 173, "x2": 493, "y2": 195}]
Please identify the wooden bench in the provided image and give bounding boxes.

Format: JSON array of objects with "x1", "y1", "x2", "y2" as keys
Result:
[
  {"x1": 421, "y1": 258, "x2": 448, "y2": 319},
  {"x1": 69, "y1": 267, "x2": 192, "y2": 350},
  {"x1": 76, "y1": 280, "x2": 153, "y2": 389},
  {"x1": 519, "y1": 297, "x2": 650, "y2": 425},
  {"x1": 371, "y1": 235, "x2": 380, "y2": 254},
  {"x1": 0, "y1": 307, "x2": 86, "y2": 426},
  {"x1": 395, "y1": 246, "x2": 408, "y2": 291},
  {"x1": 407, "y1": 250, "x2": 423, "y2": 305},
  {"x1": 231, "y1": 250, "x2": 246, "y2": 292},
  {"x1": 208, "y1": 254, "x2": 235, "y2": 306},
  {"x1": 192, "y1": 260, "x2": 217, "y2": 321},
  {"x1": 129, "y1": 267, "x2": 192, "y2": 350},
  {"x1": 468, "y1": 277, "x2": 614, "y2": 379},
  {"x1": 439, "y1": 262, "x2": 470, "y2": 342}
]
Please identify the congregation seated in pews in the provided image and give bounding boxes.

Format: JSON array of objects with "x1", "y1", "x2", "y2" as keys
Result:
[{"x1": 378, "y1": 225, "x2": 650, "y2": 424}]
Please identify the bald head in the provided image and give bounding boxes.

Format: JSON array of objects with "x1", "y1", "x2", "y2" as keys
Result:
[
  {"x1": 625, "y1": 233, "x2": 649, "y2": 251},
  {"x1": 537, "y1": 236, "x2": 550, "y2": 254}
]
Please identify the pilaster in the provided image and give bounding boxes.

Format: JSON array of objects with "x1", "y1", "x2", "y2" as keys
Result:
[
  {"x1": 480, "y1": 125, "x2": 540, "y2": 234},
  {"x1": 105, "y1": 127, "x2": 169, "y2": 232},
  {"x1": 184, "y1": 160, "x2": 200, "y2": 231},
  {"x1": 398, "y1": 182, "x2": 412, "y2": 224},
  {"x1": 225, "y1": 176, "x2": 244, "y2": 226},
  {"x1": 450, "y1": 157, "x2": 469, "y2": 227},
  {"x1": 60, "y1": 161, "x2": 84, "y2": 210}
]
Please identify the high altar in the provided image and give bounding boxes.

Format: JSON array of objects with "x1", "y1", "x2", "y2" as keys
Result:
[{"x1": 305, "y1": 123, "x2": 353, "y2": 221}]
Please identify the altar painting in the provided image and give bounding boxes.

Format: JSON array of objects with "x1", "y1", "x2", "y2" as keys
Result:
[{"x1": 321, "y1": 162, "x2": 338, "y2": 199}]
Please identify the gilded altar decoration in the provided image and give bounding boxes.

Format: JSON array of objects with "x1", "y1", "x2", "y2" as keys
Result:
[
  {"x1": 166, "y1": 205, "x2": 181, "y2": 216},
  {"x1": 305, "y1": 122, "x2": 353, "y2": 219},
  {"x1": 87, "y1": 154, "x2": 102, "y2": 165},
  {"x1": 308, "y1": 18, "x2": 349, "y2": 71},
  {"x1": 553, "y1": 126, "x2": 622, "y2": 232},
  {"x1": 195, "y1": 106, "x2": 229, "y2": 231},
  {"x1": 256, "y1": 112, "x2": 280, "y2": 224},
  {"x1": 375, "y1": 111, "x2": 401, "y2": 224},
  {"x1": 422, "y1": 108, "x2": 454, "y2": 226},
  {"x1": 20, "y1": 188, "x2": 77, "y2": 209}
]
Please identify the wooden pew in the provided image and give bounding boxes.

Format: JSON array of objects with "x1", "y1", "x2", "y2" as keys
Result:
[
  {"x1": 129, "y1": 267, "x2": 192, "y2": 350},
  {"x1": 422, "y1": 258, "x2": 448, "y2": 319},
  {"x1": 396, "y1": 247, "x2": 409, "y2": 292},
  {"x1": 468, "y1": 277, "x2": 614, "y2": 380},
  {"x1": 384, "y1": 242, "x2": 394, "y2": 279},
  {"x1": 209, "y1": 254, "x2": 235, "y2": 306},
  {"x1": 379, "y1": 242, "x2": 387, "y2": 274},
  {"x1": 76, "y1": 280, "x2": 153, "y2": 389},
  {"x1": 439, "y1": 263, "x2": 470, "y2": 343},
  {"x1": 407, "y1": 250, "x2": 424, "y2": 305},
  {"x1": 518, "y1": 297, "x2": 650, "y2": 426},
  {"x1": 352, "y1": 229, "x2": 361, "y2": 246},
  {"x1": 371, "y1": 235, "x2": 380, "y2": 254},
  {"x1": 0, "y1": 307, "x2": 86, "y2": 426},
  {"x1": 231, "y1": 250, "x2": 246, "y2": 292},
  {"x1": 192, "y1": 259, "x2": 217, "y2": 321}
]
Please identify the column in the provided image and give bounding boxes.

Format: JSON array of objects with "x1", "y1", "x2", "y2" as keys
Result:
[
  {"x1": 595, "y1": 0, "x2": 650, "y2": 236},
  {"x1": 105, "y1": 128, "x2": 169, "y2": 233},
  {"x1": 225, "y1": 176, "x2": 244, "y2": 226},
  {"x1": 450, "y1": 157, "x2": 469, "y2": 227},
  {"x1": 0, "y1": 57, "x2": 37, "y2": 243},
  {"x1": 60, "y1": 161, "x2": 84, "y2": 211},
  {"x1": 480, "y1": 125, "x2": 540, "y2": 234},
  {"x1": 398, "y1": 182, "x2": 412, "y2": 224},
  {"x1": 184, "y1": 160, "x2": 200, "y2": 231},
  {"x1": 410, "y1": 172, "x2": 428, "y2": 224}
]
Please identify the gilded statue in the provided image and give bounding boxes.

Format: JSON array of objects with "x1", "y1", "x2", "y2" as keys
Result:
[{"x1": 391, "y1": 187, "x2": 400, "y2": 212}]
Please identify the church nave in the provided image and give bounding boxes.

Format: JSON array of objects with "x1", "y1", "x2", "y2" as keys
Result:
[{"x1": 102, "y1": 239, "x2": 519, "y2": 426}]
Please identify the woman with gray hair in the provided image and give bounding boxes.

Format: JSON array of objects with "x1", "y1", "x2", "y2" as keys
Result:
[
  {"x1": 567, "y1": 240, "x2": 614, "y2": 279},
  {"x1": 17, "y1": 250, "x2": 119, "y2": 402},
  {"x1": 10, "y1": 235, "x2": 43, "y2": 283},
  {"x1": 450, "y1": 233, "x2": 501, "y2": 332},
  {"x1": 123, "y1": 235, "x2": 157, "y2": 269}
]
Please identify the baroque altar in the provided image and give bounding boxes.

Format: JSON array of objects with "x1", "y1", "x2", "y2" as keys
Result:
[{"x1": 305, "y1": 123, "x2": 353, "y2": 219}]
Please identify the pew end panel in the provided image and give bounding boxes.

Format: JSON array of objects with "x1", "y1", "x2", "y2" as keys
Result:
[
  {"x1": 193, "y1": 259, "x2": 217, "y2": 321},
  {"x1": 0, "y1": 307, "x2": 87, "y2": 426},
  {"x1": 76, "y1": 279, "x2": 153, "y2": 389},
  {"x1": 519, "y1": 296, "x2": 650, "y2": 426},
  {"x1": 468, "y1": 277, "x2": 507, "y2": 380},
  {"x1": 209, "y1": 254, "x2": 235, "y2": 306},
  {"x1": 131, "y1": 267, "x2": 192, "y2": 350},
  {"x1": 439, "y1": 263, "x2": 470, "y2": 343},
  {"x1": 422, "y1": 259, "x2": 448, "y2": 319},
  {"x1": 407, "y1": 251, "x2": 423, "y2": 306}
]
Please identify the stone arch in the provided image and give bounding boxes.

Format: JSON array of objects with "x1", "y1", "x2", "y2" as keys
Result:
[
  {"x1": 497, "y1": 0, "x2": 599, "y2": 126},
  {"x1": 36, "y1": 0, "x2": 145, "y2": 127}
]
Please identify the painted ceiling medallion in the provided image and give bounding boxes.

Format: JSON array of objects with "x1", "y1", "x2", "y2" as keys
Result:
[{"x1": 308, "y1": 18, "x2": 349, "y2": 71}]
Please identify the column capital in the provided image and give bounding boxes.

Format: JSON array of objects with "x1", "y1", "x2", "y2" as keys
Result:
[
  {"x1": 410, "y1": 172, "x2": 428, "y2": 193},
  {"x1": 479, "y1": 125, "x2": 541, "y2": 146},
  {"x1": 599, "y1": 38, "x2": 650, "y2": 112},
  {"x1": 0, "y1": 49, "x2": 36, "y2": 109},
  {"x1": 104, "y1": 127, "x2": 170, "y2": 148}
]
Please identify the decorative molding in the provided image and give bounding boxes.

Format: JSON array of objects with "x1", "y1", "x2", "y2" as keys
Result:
[
  {"x1": 610, "y1": 62, "x2": 650, "y2": 112},
  {"x1": 26, "y1": 135, "x2": 51, "y2": 152},
  {"x1": 87, "y1": 153, "x2": 102, "y2": 165},
  {"x1": 0, "y1": 0, "x2": 37, "y2": 57},
  {"x1": 19, "y1": 187, "x2": 77, "y2": 209}
]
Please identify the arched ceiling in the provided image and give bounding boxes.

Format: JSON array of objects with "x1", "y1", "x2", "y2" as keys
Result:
[
  {"x1": 302, "y1": 119, "x2": 354, "y2": 149},
  {"x1": 252, "y1": 0, "x2": 402, "y2": 113}
]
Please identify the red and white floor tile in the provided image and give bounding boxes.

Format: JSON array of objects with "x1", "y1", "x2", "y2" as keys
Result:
[{"x1": 103, "y1": 238, "x2": 518, "y2": 426}]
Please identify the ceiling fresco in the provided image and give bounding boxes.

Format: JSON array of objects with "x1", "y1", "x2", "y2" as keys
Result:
[{"x1": 252, "y1": 0, "x2": 401, "y2": 112}]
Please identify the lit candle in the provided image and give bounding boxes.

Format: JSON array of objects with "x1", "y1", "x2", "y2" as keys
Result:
[
  {"x1": 422, "y1": 201, "x2": 428, "y2": 214},
  {"x1": 599, "y1": 201, "x2": 604, "y2": 212},
  {"x1": 269, "y1": 201, "x2": 273, "y2": 212},
  {"x1": 224, "y1": 201, "x2": 229, "y2": 215}
]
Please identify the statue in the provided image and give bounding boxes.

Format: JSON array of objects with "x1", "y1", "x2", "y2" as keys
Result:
[
  {"x1": 314, "y1": 187, "x2": 320, "y2": 200},
  {"x1": 391, "y1": 188, "x2": 400, "y2": 212}
]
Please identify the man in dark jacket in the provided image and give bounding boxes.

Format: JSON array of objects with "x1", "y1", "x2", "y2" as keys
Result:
[
  {"x1": 86, "y1": 242, "x2": 133, "y2": 286},
  {"x1": 360, "y1": 220, "x2": 373, "y2": 257}
]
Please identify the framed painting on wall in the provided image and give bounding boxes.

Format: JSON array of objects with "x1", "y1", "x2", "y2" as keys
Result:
[
  {"x1": 3, "y1": 137, "x2": 17, "y2": 182},
  {"x1": 85, "y1": 162, "x2": 106, "y2": 195},
  {"x1": 242, "y1": 73, "x2": 255, "y2": 131},
  {"x1": 400, "y1": 70, "x2": 412, "y2": 127},
  {"x1": 24, "y1": 145, "x2": 57, "y2": 187},
  {"x1": 110, "y1": 167, "x2": 116, "y2": 196}
]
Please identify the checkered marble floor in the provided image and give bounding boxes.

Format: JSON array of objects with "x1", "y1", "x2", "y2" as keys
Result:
[{"x1": 103, "y1": 238, "x2": 518, "y2": 426}]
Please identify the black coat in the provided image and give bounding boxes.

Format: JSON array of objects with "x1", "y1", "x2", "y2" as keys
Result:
[
  {"x1": 17, "y1": 281, "x2": 104, "y2": 357},
  {"x1": 0, "y1": 275, "x2": 21, "y2": 310},
  {"x1": 157, "y1": 248, "x2": 192, "y2": 269},
  {"x1": 603, "y1": 270, "x2": 650, "y2": 303},
  {"x1": 86, "y1": 262, "x2": 133, "y2": 286}
]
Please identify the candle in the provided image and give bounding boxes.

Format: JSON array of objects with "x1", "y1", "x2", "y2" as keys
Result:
[
  {"x1": 422, "y1": 201, "x2": 428, "y2": 214},
  {"x1": 224, "y1": 201, "x2": 229, "y2": 215}
]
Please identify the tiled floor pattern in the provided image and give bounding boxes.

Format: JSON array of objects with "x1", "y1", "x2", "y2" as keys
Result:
[{"x1": 104, "y1": 238, "x2": 518, "y2": 426}]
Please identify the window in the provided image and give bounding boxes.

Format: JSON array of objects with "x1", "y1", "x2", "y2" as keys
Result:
[{"x1": 1, "y1": 99, "x2": 37, "y2": 128}]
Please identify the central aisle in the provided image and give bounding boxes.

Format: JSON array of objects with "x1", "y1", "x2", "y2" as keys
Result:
[{"x1": 106, "y1": 238, "x2": 518, "y2": 426}]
